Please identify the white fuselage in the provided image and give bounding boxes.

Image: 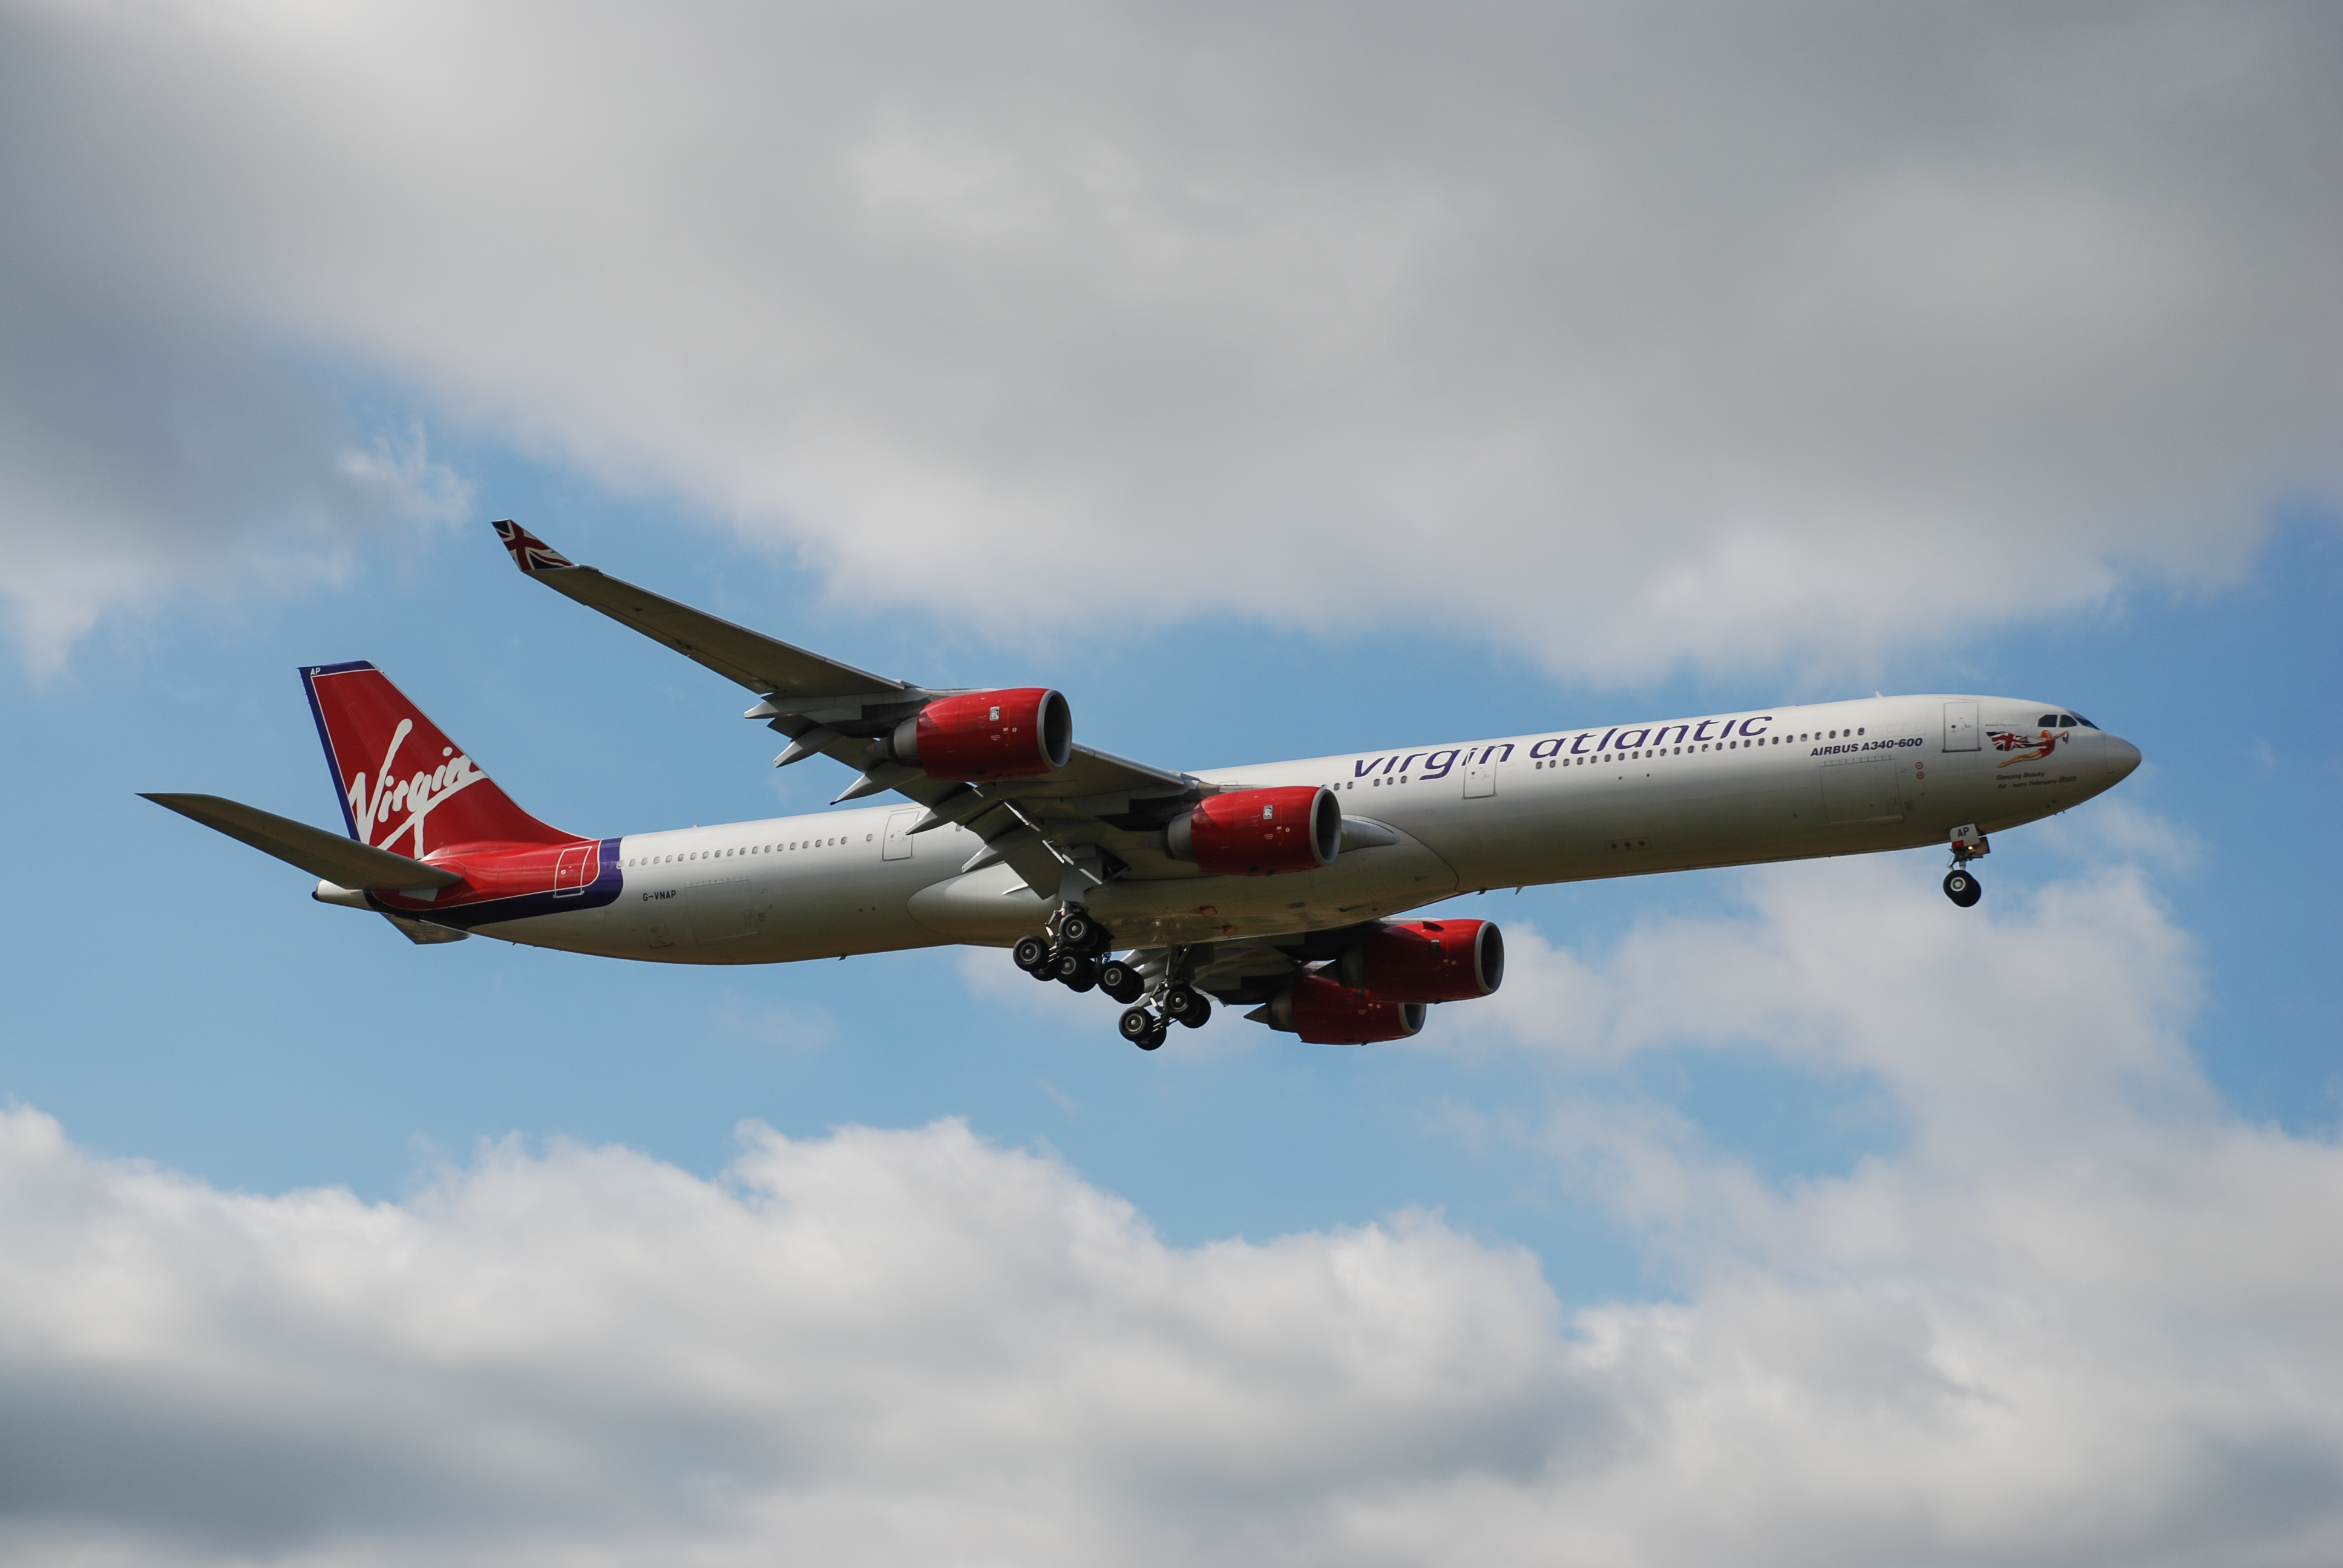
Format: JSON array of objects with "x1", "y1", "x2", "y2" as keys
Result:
[{"x1": 476, "y1": 694, "x2": 2135, "y2": 964}]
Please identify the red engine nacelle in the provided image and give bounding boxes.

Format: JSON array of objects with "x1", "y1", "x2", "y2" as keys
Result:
[
  {"x1": 1165, "y1": 785, "x2": 1341, "y2": 876},
  {"x1": 1257, "y1": 973, "x2": 1426, "y2": 1045},
  {"x1": 893, "y1": 688, "x2": 1072, "y2": 781},
  {"x1": 1338, "y1": 919, "x2": 1504, "y2": 1003}
]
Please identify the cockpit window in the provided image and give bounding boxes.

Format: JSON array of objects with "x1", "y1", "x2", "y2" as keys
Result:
[
  {"x1": 2069, "y1": 713, "x2": 2097, "y2": 728},
  {"x1": 2057, "y1": 714, "x2": 2079, "y2": 727},
  {"x1": 2039, "y1": 713, "x2": 2060, "y2": 727}
]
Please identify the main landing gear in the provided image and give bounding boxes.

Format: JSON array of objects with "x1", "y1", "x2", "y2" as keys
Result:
[
  {"x1": 1116, "y1": 985, "x2": 1211, "y2": 1051},
  {"x1": 1943, "y1": 824, "x2": 1988, "y2": 908},
  {"x1": 1118, "y1": 1005, "x2": 1168, "y2": 1051},
  {"x1": 1112, "y1": 970, "x2": 1211, "y2": 1050},
  {"x1": 1013, "y1": 909, "x2": 1213, "y2": 1051}
]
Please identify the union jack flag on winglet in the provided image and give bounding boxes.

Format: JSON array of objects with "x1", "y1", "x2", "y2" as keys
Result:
[{"x1": 492, "y1": 518, "x2": 574, "y2": 573}]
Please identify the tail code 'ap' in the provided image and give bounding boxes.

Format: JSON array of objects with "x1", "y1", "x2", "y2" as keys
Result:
[{"x1": 300, "y1": 661, "x2": 574, "y2": 857}]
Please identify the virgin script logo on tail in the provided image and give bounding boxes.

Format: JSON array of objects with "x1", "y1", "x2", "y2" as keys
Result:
[{"x1": 349, "y1": 717, "x2": 486, "y2": 856}]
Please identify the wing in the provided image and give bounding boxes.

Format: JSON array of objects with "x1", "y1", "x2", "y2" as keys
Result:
[
  {"x1": 491, "y1": 519, "x2": 916, "y2": 711},
  {"x1": 491, "y1": 522, "x2": 1196, "y2": 893}
]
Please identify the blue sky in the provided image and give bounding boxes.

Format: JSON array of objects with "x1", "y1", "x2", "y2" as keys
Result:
[
  {"x1": 2, "y1": 5, "x2": 2339, "y2": 1564},
  {"x1": 7, "y1": 456, "x2": 2335, "y2": 1289}
]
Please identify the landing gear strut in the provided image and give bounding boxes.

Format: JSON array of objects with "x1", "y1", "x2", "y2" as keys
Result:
[{"x1": 1944, "y1": 824, "x2": 1988, "y2": 908}]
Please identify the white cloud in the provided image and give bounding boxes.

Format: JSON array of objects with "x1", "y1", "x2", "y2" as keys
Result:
[
  {"x1": 2, "y1": 1, "x2": 2336, "y2": 676},
  {"x1": 4, "y1": 854, "x2": 2339, "y2": 1566}
]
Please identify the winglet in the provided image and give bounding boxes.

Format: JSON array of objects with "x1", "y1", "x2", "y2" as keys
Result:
[{"x1": 491, "y1": 518, "x2": 575, "y2": 573}]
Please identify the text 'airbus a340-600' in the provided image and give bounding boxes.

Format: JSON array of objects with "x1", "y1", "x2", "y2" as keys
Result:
[{"x1": 146, "y1": 521, "x2": 2143, "y2": 1051}]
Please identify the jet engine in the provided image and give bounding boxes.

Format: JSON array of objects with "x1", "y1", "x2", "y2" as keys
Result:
[
  {"x1": 891, "y1": 688, "x2": 1072, "y2": 780},
  {"x1": 1253, "y1": 973, "x2": 1426, "y2": 1044},
  {"x1": 1163, "y1": 785, "x2": 1342, "y2": 875},
  {"x1": 1337, "y1": 919, "x2": 1504, "y2": 1003}
]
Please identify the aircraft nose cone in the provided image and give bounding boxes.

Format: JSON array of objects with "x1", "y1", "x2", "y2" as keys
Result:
[{"x1": 2105, "y1": 735, "x2": 2142, "y2": 783}]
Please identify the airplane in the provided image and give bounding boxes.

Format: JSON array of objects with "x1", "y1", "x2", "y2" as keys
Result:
[{"x1": 145, "y1": 520, "x2": 2143, "y2": 1051}]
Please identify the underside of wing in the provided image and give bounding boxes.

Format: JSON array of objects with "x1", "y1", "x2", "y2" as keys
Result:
[{"x1": 1127, "y1": 925, "x2": 1383, "y2": 1004}]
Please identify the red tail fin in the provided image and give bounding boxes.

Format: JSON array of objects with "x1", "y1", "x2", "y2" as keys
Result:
[{"x1": 300, "y1": 661, "x2": 574, "y2": 856}]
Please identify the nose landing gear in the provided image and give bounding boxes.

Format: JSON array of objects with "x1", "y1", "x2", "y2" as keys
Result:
[{"x1": 1944, "y1": 825, "x2": 1988, "y2": 907}]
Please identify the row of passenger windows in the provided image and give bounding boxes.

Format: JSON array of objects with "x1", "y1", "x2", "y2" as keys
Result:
[
  {"x1": 623, "y1": 832, "x2": 873, "y2": 869},
  {"x1": 631, "y1": 719, "x2": 1893, "y2": 858},
  {"x1": 1333, "y1": 726, "x2": 1867, "y2": 784},
  {"x1": 1529, "y1": 728, "x2": 1858, "y2": 766}
]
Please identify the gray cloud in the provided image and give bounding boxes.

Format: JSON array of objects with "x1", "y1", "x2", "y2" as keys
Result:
[
  {"x1": 2, "y1": 1, "x2": 2336, "y2": 675},
  {"x1": 0, "y1": 2, "x2": 466, "y2": 669},
  {"x1": 3, "y1": 853, "x2": 2339, "y2": 1566}
]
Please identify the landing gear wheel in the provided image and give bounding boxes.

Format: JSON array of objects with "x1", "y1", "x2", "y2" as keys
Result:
[
  {"x1": 1098, "y1": 959, "x2": 1144, "y2": 1005},
  {"x1": 1054, "y1": 953, "x2": 1099, "y2": 993},
  {"x1": 1059, "y1": 910, "x2": 1104, "y2": 954},
  {"x1": 1012, "y1": 935, "x2": 1051, "y2": 974},
  {"x1": 1118, "y1": 1006, "x2": 1162, "y2": 1048},
  {"x1": 1943, "y1": 869, "x2": 1982, "y2": 908},
  {"x1": 1140, "y1": 1024, "x2": 1168, "y2": 1051},
  {"x1": 1162, "y1": 984, "x2": 1210, "y2": 1028}
]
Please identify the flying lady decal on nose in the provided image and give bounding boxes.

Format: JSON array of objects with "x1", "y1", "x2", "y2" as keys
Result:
[{"x1": 1988, "y1": 727, "x2": 2069, "y2": 767}]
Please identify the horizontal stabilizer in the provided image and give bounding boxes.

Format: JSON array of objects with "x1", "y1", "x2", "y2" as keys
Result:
[{"x1": 143, "y1": 793, "x2": 464, "y2": 890}]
